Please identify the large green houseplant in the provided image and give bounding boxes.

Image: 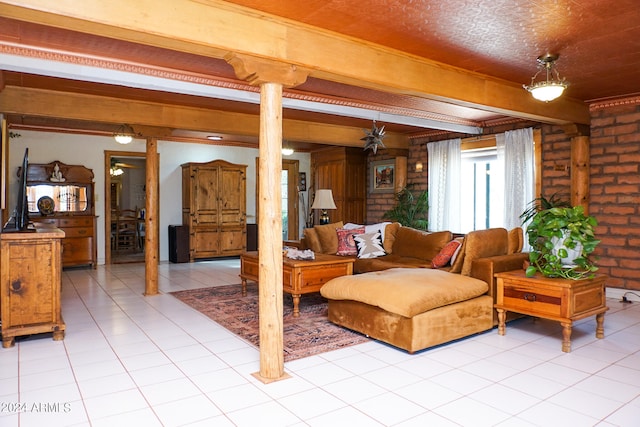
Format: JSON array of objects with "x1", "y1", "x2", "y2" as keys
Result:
[
  {"x1": 523, "y1": 202, "x2": 600, "y2": 280},
  {"x1": 382, "y1": 186, "x2": 428, "y2": 230}
]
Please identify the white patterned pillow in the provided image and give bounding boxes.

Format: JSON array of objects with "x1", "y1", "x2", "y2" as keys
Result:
[{"x1": 354, "y1": 231, "x2": 386, "y2": 259}]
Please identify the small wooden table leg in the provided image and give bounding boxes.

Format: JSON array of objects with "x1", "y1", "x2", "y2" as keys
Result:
[
  {"x1": 52, "y1": 330, "x2": 65, "y2": 341},
  {"x1": 2, "y1": 337, "x2": 15, "y2": 348},
  {"x1": 561, "y1": 322, "x2": 572, "y2": 352},
  {"x1": 595, "y1": 312, "x2": 605, "y2": 339},
  {"x1": 241, "y1": 278, "x2": 247, "y2": 296},
  {"x1": 292, "y1": 294, "x2": 301, "y2": 317},
  {"x1": 496, "y1": 308, "x2": 506, "y2": 335}
]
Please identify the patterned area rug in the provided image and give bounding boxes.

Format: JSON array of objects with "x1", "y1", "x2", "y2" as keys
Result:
[{"x1": 170, "y1": 283, "x2": 369, "y2": 361}]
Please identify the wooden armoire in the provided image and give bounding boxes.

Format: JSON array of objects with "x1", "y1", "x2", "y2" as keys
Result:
[
  {"x1": 311, "y1": 147, "x2": 367, "y2": 225},
  {"x1": 181, "y1": 160, "x2": 247, "y2": 261}
]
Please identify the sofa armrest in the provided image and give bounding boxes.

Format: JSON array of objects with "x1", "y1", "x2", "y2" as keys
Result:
[
  {"x1": 470, "y1": 252, "x2": 529, "y2": 325},
  {"x1": 470, "y1": 252, "x2": 530, "y2": 300}
]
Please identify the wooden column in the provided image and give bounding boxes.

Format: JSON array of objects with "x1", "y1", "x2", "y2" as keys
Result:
[
  {"x1": 571, "y1": 135, "x2": 590, "y2": 214},
  {"x1": 226, "y1": 53, "x2": 308, "y2": 383},
  {"x1": 256, "y1": 82, "x2": 286, "y2": 381},
  {"x1": 144, "y1": 137, "x2": 159, "y2": 296},
  {"x1": 564, "y1": 124, "x2": 591, "y2": 215}
]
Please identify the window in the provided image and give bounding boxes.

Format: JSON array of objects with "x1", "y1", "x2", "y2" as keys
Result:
[
  {"x1": 428, "y1": 128, "x2": 537, "y2": 234},
  {"x1": 460, "y1": 148, "x2": 503, "y2": 233}
]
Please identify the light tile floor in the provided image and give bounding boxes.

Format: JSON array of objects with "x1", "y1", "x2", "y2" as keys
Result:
[{"x1": 1, "y1": 259, "x2": 639, "y2": 426}]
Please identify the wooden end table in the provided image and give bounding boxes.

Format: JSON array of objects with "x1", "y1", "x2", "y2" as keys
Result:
[
  {"x1": 494, "y1": 270, "x2": 608, "y2": 352},
  {"x1": 239, "y1": 251, "x2": 354, "y2": 317}
]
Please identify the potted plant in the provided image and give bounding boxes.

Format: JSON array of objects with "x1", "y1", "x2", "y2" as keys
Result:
[
  {"x1": 523, "y1": 203, "x2": 600, "y2": 280},
  {"x1": 382, "y1": 186, "x2": 428, "y2": 230}
]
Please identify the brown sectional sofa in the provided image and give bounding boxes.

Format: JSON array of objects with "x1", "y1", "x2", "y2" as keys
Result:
[
  {"x1": 300, "y1": 222, "x2": 528, "y2": 353},
  {"x1": 301, "y1": 221, "x2": 457, "y2": 273}
]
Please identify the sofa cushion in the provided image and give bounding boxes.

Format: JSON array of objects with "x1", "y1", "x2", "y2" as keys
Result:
[
  {"x1": 392, "y1": 228, "x2": 452, "y2": 261},
  {"x1": 336, "y1": 226, "x2": 365, "y2": 256},
  {"x1": 302, "y1": 221, "x2": 344, "y2": 254},
  {"x1": 354, "y1": 255, "x2": 433, "y2": 273},
  {"x1": 508, "y1": 227, "x2": 524, "y2": 254},
  {"x1": 320, "y1": 268, "x2": 489, "y2": 318},
  {"x1": 354, "y1": 231, "x2": 386, "y2": 259},
  {"x1": 303, "y1": 227, "x2": 322, "y2": 253},
  {"x1": 382, "y1": 222, "x2": 401, "y2": 253}
]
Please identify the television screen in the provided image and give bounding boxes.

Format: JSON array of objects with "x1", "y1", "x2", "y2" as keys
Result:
[{"x1": 2, "y1": 147, "x2": 34, "y2": 232}]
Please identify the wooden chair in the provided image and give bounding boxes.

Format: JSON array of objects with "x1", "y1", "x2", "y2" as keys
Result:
[{"x1": 115, "y1": 209, "x2": 139, "y2": 252}]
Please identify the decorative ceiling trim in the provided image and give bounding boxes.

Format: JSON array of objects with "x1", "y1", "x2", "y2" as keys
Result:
[
  {"x1": 0, "y1": 41, "x2": 482, "y2": 132},
  {"x1": 589, "y1": 94, "x2": 640, "y2": 111},
  {"x1": 284, "y1": 90, "x2": 481, "y2": 127},
  {"x1": 480, "y1": 117, "x2": 528, "y2": 127},
  {"x1": 0, "y1": 41, "x2": 249, "y2": 90}
]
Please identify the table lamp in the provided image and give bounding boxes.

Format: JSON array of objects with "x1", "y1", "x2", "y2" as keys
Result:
[{"x1": 311, "y1": 189, "x2": 337, "y2": 225}]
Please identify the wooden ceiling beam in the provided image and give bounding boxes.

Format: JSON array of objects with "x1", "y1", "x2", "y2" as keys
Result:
[
  {"x1": 0, "y1": 86, "x2": 408, "y2": 148},
  {"x1": 0, "y1": 0, "x2": 590, "y2": 125}
]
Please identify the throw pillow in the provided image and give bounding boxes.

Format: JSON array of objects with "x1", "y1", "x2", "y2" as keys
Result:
[
  {"x1": 432, "y1": 239, "x2": 462, "y2": 268},
  {"x1": 336, "y1": 226, "x2": 365, "y2": 256},
  {"x1": 354, "y1": 231, "x2": 386, "y2": 259}
]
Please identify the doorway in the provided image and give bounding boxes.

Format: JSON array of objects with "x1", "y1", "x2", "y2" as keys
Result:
[
  {"x1": 105, "y1": 151, "x2": 146, "y2": 264},
  {"x1": 255, "y1": 158, "x2": 300, "y2": 241}
]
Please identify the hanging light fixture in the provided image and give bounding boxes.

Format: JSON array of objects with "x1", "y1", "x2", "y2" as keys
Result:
[
  {"x1": 282, "y1": 141, "x2": 294, "y2": 156},
  {"x1": 113, "y1": 124, "x2": 135, "y2": 144},
  {"x1": 524, "y1": 54, "x2": 568, "y2": 102}
]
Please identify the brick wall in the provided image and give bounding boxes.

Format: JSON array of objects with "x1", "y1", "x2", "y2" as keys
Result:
[
  {"x1": 589, "y1": 103, "x2": 640, "y2": 290},
  {"x1": 366, "y1": 150, "x2": 406, "y2": 223}
]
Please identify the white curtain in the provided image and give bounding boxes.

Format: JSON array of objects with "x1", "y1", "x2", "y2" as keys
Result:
[
  {"x1": 498, "y1": 127, "x2": 535, "y2": 230},
  {"x1": 427, "y1": 138, "x2": 461, "y2": 231}
]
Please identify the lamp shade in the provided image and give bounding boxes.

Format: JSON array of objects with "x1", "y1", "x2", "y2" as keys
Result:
[
  {"x1": 529, "y1": 83, "x2": 566, "y2": 102},
  {"x1": 114, "y1": 124, "x2": 135, "y2": 144},
  {"x1": 311, "y1": 189, "x2": 336, "y2": 210}
]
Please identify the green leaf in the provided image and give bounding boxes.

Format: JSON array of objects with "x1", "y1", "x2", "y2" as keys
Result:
[{"x1": 525, "y1": 265, "x2": 538, "y2": 277}]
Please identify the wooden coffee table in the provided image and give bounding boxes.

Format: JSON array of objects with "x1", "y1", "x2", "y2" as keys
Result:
[{"x1": 239, "y1": 251, "x2": 354, "y2": 317}]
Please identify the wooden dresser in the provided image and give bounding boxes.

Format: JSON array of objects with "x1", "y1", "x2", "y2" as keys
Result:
[
  {"x1": 24, "y1": 161, "x2": 97, "y2": 268},
  {"x1": 0, "y1": 226, "x2": 66, "y2": 348}
]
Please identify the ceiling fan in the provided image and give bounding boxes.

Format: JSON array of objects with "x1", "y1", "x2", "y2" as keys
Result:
[{"x1": 111, "y1": 158, "x2": 139, "y2": 169}]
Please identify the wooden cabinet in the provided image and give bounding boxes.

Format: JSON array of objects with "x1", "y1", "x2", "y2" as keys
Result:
[
  {"x1": 35, "y1": 216, "x2": 97, "y2": 268},
  {"x1": 24, "y1": 161, "x2": 97, "y2": 268},
  {"x1": 182, "y1": 160, "x2": 247, "y2": 261},
  {"x1": 311, "y1": 147, "x2": 367, "y2": 224},
  {"x1": 1, "y1": 227, "x2": 66, "y2": 348}
]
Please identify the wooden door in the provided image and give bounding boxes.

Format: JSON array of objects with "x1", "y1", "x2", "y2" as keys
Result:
[
  {"x1": 219, "y1": 166, "x2": 245, "y2": 226},
  {"x1": 193, "y1": 166, "x2": 220, "y2": 226}
]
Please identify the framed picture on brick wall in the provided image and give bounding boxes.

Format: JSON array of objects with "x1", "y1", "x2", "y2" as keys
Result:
[{"x1": 371, "y1": 159, "x2": 396, "y2": 193}]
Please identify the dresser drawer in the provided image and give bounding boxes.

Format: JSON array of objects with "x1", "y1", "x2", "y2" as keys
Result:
[
  {"x1": 58, "y1": 217, "x2": 94, "y2": 228},
  {"x1": 502, "y1": 283, "x2": 562, "y2": 317},
  {"x1": 35, "y1": 218, "x2": 59, "y2": 226},
  {"x1": 293, "y1": 264, "x2": 351, "y2": 292},
  {"x1": 62, "y1": 227, "x2": 92, "y2": 238}
]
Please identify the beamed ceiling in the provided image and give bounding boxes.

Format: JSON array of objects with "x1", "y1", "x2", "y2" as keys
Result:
[{"x1": 0, "y1": 0, "x2": 639, "y2": 150}]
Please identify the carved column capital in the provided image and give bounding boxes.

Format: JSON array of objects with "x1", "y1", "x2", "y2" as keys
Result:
[{"x1": 225, "y1": 53, "x2": 309, "y2": 87}]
